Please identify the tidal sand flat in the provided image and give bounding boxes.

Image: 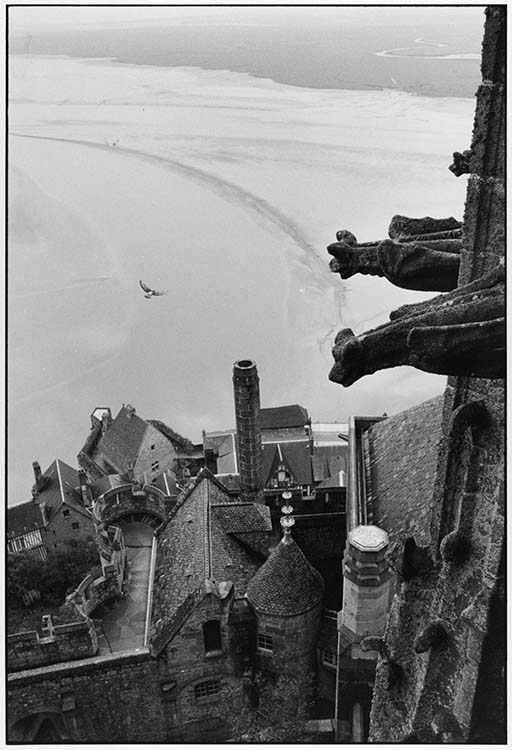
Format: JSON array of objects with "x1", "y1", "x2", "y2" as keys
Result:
[{"x1": 9, "y1": 55, "x2": 474, "y2": 502}]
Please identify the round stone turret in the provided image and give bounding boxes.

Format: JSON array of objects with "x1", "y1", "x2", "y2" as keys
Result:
[{"x1": 247, "y1": 536, "x2": 324, "y2": 677}]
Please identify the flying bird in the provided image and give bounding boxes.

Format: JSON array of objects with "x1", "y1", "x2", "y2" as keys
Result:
[{"x1": 139, "y1": 280, "x2": 167, "y2": 299}]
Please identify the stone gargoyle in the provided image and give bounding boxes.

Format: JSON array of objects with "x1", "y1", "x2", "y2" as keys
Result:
[
  {"x1": 329, "y1": 266, "x2": 504, "y2": 386},
  {"x1": 328, "y1": 215, "x2": 463, "y2": 292}
]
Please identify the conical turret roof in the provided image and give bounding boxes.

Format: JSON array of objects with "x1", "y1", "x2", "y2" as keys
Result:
[{"x1": 247, "y1": 536, "x2": 324, "y2": 616}]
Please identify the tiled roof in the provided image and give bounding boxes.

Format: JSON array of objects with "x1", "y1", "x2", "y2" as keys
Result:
[
  {"x1": 260, "y1": 404, "x2": 309, "y2": 430},
  {"x1": 312, "y1": 444, "x2": 348, "y2": 482},
  {"x1": 30, "y1": 459, "x2": 87, "y2": 521},
  {"x1": 247, "y1": 536, "x2": 324, "y2": 615},
  {"x1": 262, "y1": 441, "x2": 313, "y2": 486},
  {"x1": 7, "y1": 501, "x2": 44, "y2": 538},
  {"x1": 97, "y1": 406, "x2": 148, "y2": 473},
  {"x1": 150, "y1": 469, "x2": 270, "y2": 653},
  {"x1": 212, "y1": 503, "x2": 271, "y2": 534},
  {"x1": 367, "y1": 394, "x2": 445, "y2": 547}
]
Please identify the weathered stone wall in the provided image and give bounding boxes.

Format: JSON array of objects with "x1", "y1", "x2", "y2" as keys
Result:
[
  {"x1": 134, "y1": 423, "x2": 178, "y2": 483},
  {"x1": 368, "y1": 7, "x2": 505, "y2": 743},
  {"x1": 42, "y1": 504, "x2": 95, "y2": 554},
  {"x1": 158, "y1": 592, "x2": 235, "y2": 741},
  {"x1": 8, "y1": 619, "x2": 98, "y2": 672},
  {"x1": 254, "y1": 605, "x2": 323, "y2": 676},
  {"x1": 8, "y1": 650, "x2": 166, "y2": 742},
  {"x1": 99, "y1": 487, "x2": 166, "y2": 526}
]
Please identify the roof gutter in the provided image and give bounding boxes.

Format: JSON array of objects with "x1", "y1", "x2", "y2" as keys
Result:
[
  {"x1": 144, "y1": 534, "x2": 158, "y2": 648},
  {"x1": 347, "y1": 416, "x2": 386, "y2": 531}
]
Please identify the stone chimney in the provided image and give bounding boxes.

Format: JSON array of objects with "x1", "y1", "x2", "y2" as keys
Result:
[
  {"x1": 339, "y1": 525, "x2": 392, "y2": 647},
  {"x1": 31, "y1": 460, "x2": 48, "y2": 497},
  {"x1": 125, "y1": 404, "x2": 136, "y2": 419},
  {"x1": 233, "y1": 360, "x2": 264, "y2": 504},
  {"x1": 78, "y1": 469, "x2": 91, "y2": 507}
]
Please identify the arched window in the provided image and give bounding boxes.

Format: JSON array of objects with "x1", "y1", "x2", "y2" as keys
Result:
[{"x1": 203, "y1": 619, "x2": 222, "y2": 654}]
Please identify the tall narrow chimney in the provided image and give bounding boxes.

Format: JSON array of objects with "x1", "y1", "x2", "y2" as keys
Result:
[{"x1": 233, "y1": 360, "x2": 264, "y2": 504}]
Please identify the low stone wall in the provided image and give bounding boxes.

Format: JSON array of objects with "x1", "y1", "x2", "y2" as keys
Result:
[
  {"x1": 7, "y1": 648, "x2": 166, "y2": 742},
  {"x1": 8, "y1": 525, "x2": 127, "y2": 673},
  {"x1": 8, "y1": 618, "x2": 98, "y2": 672},
  {"x1": 100, "y1": 490, "x2": 167, "y2": 527}
]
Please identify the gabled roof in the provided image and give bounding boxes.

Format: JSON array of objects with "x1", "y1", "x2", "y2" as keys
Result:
[
  {"x1": 262, "y1": 441, "x2": 313, "y2": 486},
  {"x1": 247, "y1": 536, "x2": 324, "y2": 616},
  {"x1": 97, "y1": 406, "x2": 149, "y2": 473},
  {"x1": 260, "y1": 404, "x2": 309, "y2": 430},
  {"x1": 31, "y1": 459, "x2": 88, "y2": 522},
  {"x1": 150, "y1": 469, "x2": 271, "y2": 653},
  {"x1": 7, "y1": 501, "x2": 44, "y2": 539}
]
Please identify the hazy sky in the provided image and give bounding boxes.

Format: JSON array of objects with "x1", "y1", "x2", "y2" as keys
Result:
[{"x1": 8, "y1": 3, "x2": 486, "y2": 35}]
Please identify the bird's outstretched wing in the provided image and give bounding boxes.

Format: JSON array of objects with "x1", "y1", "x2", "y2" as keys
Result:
[
  {"x1": 139, "y1": 280, "x2": 152, "y2": 293},
  {"x1": 153, "y1": 289, "x2": 167, "y2": 296}
]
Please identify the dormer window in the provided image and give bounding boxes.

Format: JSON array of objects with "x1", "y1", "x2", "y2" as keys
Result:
[
  {"x1": 151, "y1": 460, "x2": 160, "y2": 473},
  {"x1": 62, "y1": 509, "x2": 70, "y2": 518}
]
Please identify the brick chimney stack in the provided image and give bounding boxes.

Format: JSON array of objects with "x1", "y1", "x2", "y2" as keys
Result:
[{"x1": 233, "y1": 360, "x2": 264, "y2": 504}]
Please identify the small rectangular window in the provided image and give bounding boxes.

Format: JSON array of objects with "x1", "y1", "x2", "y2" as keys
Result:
[
  {"x1": 72, "y1": 522, "x2": 79, "y2": 530},
  {"x1": 257, "y1": 633, "x2": 273, "y2": 652},
  {"x1": 322, "y1": 647, "x2": 337, "y2": 667},
  {"x1": 150, "y1": 444, "x2": 156, "y2": 450},
  {"x1": 194, "y1": 679, "x2": 220, "y2": 701},
  {"x1": 62, "y1": 509, "x2": 71, "y2": 517}
]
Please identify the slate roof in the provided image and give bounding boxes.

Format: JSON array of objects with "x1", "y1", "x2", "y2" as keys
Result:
[
  {"x1": 30, "y1": 459, "x2": 88, "y2": 522},
  {"x1": 366, "y1": 394, "x2": 445, "y2": 547},
  {"x1": 312, "y1": 444, "x2": 348, "y2": 483},
  {"x1": 212, "y1": 503, "x2": 271, "y2": 534},
  {"x1": 246, "y1": 536, "x2": 324, "y2": 616},
  {"x1": 260, "y1": 404, "x2": 309, "y2": 430},
  {"x1": 7, "y1": 501, "x2": 44, "y2": 539},
  {"x1": 262, "y1": 441, "x2": 313, "y2": 486},
  {"x1": 97, "y1": 405, "x2": 149, "y2": 473},
  {"x1": 150, "y1": 468, "x2": 271, "y2": 653}
]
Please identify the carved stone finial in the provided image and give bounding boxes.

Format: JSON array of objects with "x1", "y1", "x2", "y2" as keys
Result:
[{"x1": 449, "y1": 149, "x2": 473, "y2": 176}]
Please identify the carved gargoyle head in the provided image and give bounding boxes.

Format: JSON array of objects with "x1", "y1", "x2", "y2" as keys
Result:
[{"x1": 327, "y1": 240, "x2": 361, "y2": 279}]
